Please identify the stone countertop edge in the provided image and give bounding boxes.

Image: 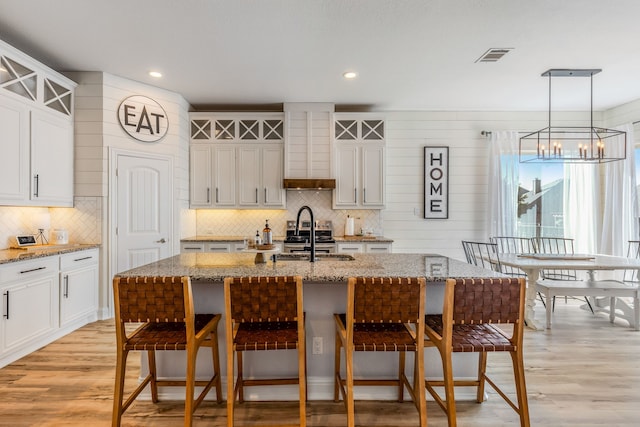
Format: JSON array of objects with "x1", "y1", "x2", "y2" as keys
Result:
[
  {"x1": 181, "y1": 236, "x2": 394, "y2": 243},
  {"x1": 0, "y1": 244, "x2": 101, "y2": 265},
  {"x1": 115, "y1": 253, "x2": 503, "y2": 283}
]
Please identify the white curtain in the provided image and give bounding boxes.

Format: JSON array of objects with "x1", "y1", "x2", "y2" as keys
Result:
[
  {"x1": 487, "y1": 131, "x2": 519, "y2": 238},
  {"x1": 600, "y1": 124, "x2": 637, "y2": 256},
  {"x1": 563, "y1": 163, "x2": 599, "y2": 253}
]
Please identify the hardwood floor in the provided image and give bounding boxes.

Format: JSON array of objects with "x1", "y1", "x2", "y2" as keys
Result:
[{"x1": 1, "y1": 300, "x2": 639, "y2": 426}]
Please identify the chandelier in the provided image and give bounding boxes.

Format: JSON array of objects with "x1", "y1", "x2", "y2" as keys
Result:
[{"x1": 519, "y1": 69, "x2": 626, "y2": 163}]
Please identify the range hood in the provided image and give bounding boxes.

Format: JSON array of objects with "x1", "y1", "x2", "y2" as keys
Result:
[{"x1": 283, "y1": 179, "x2": 336, "y2": 190}]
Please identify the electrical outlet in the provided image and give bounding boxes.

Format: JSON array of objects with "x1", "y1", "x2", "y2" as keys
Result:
[
  {"x1": 414, "y1": 207, "x2": 420, "y2": 216},
  {"x1": 312, "y1": 337, "x2": 323, "y2": 355}
]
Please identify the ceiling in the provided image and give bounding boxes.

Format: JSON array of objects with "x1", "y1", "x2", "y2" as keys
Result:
[{"x1": 1, "y1": 0, "x2": 640, "y2": 112}]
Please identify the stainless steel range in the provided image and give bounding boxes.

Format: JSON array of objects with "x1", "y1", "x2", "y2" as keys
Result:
[{"x1": 283, "y1": 220, "x2": 336, "y2": 253}]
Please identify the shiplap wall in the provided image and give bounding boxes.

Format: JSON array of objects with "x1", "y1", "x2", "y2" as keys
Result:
[
  {"x1": 382, "y1": 110, "x2": 616, "y2": 260},
  {"x1": 62, "y1": 71, "x2": 191, "y2": 316}
]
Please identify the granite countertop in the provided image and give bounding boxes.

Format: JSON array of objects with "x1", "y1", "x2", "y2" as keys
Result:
[
  {"x1": 0, "y1": 244, "x2": 100, "y2": 265},
  {"x1": 181, "y1": 236, "x2": 394, "y2": 243},
  {"x1": 116, "y1": 252, "x2": 501, "y2": 283},
  {"x1": 181, "y1": 236, "x2": 286, "y2": 243},
  {"x1": 334, "y1": 236, "x2": 394, "y2": 243}
]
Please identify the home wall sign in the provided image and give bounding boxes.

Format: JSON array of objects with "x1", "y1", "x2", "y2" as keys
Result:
[
  {"x1": 424, "y1": 146, "x2": 448, "y2": 219},
  {"x1": 117, "y1": 95, "x2": 169, "y2": 142}
]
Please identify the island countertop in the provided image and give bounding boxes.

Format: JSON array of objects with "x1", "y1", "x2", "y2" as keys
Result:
[
  {"x1": 116, "y1": 252, "x2": 504, "y2": 401},
  {"x1": 116, "y1": 252, "x2": 501, "y2": 282}
]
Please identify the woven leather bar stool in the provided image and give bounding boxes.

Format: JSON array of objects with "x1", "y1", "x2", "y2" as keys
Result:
[
  {"x1": 334, "y1": 277, "x2": 427, "y2": 427},
  {"x1": 112, "y1": 276, "x2": 222, "y2": 427},
  {"x1": 224, "y1": 276, "x2": 306, "y2": 427},
  {"x1": 424, "y1": 277, "x2": 530, "y2": 427}
]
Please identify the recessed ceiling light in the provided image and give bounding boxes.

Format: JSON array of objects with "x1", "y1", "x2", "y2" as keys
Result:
[
  {"x1": 343, "y1": 71, "x2": 357, "y2": 79},
  {"x1": 149, "y1": 71, "x2": 162, "y2": 78}
]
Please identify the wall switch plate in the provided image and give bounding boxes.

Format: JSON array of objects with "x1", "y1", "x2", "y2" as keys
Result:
[
  {"x1": 414, "y1": 207, "x2": 420, "y2": 216},
  {"x1": 312, "y1": 337, "x2": 323, "y2": 355}
]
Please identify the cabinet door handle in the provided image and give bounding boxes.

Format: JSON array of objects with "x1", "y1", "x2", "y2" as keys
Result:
[
  {"x1": 216, "y1": 187, "x2": 219, "y2": 203},
  {"x1": 20, "y1": 266, "x2": 46, "y2": 274},
  {"x1": 156, "y1": 238, "x2": 167, "y2": 243},
  {"x1": 354, "y1": 188, "x2": 357, "y2": 203},
  {"x1": 3, "y1": 291, "x2": 8, "y2": 319},
  {"x1": 264, "y1": 188, "x2": 267, "y2": 202},
  {"x1": 64, "y1": 275, "x2": 69, "y2": 298},
  {"x1": 207, "y1": 188, "x2": 211, "y2": 204},
  {"x1": 33, "y1": 174, "x2": 40, "y2": 197},
  {"x1": 255, "y1": 188, "x2": 258, "y2": 203}
]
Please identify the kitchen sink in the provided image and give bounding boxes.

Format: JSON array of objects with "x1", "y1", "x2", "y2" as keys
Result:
[{"x1": 274, "y1": 253, "x2": 356, "y2": 262}]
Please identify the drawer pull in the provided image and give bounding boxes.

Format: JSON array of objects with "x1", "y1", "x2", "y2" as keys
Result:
[
  {"x1": 73, "y1": 256, "x2": 92, "y2": 262},
  {"x1": 20, "y1": 266, "x2": 47, "y2": 274}
]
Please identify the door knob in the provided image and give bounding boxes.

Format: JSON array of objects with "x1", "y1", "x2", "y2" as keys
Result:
[{"x1": 156, "y1": 238, "x2": 167, "y2": 243}]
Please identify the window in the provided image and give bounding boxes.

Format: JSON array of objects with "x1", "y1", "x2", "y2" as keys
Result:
[{"x1": 516, "y1": 161, "x2": 565, "y2": 239}]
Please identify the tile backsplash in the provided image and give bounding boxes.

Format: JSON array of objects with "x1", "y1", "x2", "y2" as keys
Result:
[{"x1": 196, "y1": 191, "x2": 382, "y2": 238}]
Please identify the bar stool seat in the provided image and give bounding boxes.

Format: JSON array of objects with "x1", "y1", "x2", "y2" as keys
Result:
[
  {"x1": 424, "y1": 277, "x2": 530, "y2": 427},
  {"x1": 112, "y1": 276, "x2": 222, "y2": 427},
  {"x1": 334, "y1": 276, "x2": 427, "y2": 427},
  {"x1": 224, "y1": 275, "x2": 307, "y2": 427}
]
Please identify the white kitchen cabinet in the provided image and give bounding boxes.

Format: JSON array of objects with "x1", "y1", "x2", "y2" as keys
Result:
[
  {"x1": 0, "y1": 248, "x2": 100, "y2": 368},
  {"x1": 0, "y1": 256, "x2": 58, "y2": 362},
  {"x1": 238, "y1": 145, "x2": 285, "y2": 208},
  {"x1": 337, "y1": 242, "x2": 364, "y2": 254},
  {"x1": 333, "y1": 117, "x2": 385, "y2": 209},
  {"x1": 189, "y1": 145, "x2": 236, "y2": 208},
  {"x1": 189, "y1": 113, "x2": 285, "y2": 209},
  {"x1": 59, "y1": 248, "x2": 99, "y2": 329},
  {"x1": 0, "y1": 94, "x2": 29, "y2": 202},
  {"x1": 30, "y1": 109, "x2": 74, "y2": 206},
  {"x1": 0, "y1": 41, "x2": 76, "y2": 207},
  {"x1": 206, "y1": 243, "x2": 232, "y2": 253},
  {"x1": 181, "y1": 242, "x2": 205, "y2": 252},
  {"x1": 189, "y1": 145, "x2": 212, "y2": 207},
  {"x1": 365, "y1": 242, "x2": 393, "y2": 253},
  {"x1": 337, "y1": 241, "x2": 392, "y2": 254}
]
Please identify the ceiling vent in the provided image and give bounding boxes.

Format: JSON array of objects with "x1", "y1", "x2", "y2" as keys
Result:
[{"x1": 475, "y1": 48, "x2": 513, "y2": 63}]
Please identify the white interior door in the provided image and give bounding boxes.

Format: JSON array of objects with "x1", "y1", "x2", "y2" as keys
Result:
[{"x1": 114, "y1": 153, "x2": 172, "y2": 274}]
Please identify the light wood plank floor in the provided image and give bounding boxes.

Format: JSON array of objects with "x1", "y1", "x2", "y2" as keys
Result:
[{"x1": 1, "y1": 300, "x2": 639, "y2": 426}]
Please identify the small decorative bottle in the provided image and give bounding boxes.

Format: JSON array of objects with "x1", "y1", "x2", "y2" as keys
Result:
[
  {"x1": 263, "y1": 220, "x2": 273, "y2": 245},
  {"x1": 254, "y1": 230, "x2": 262, "y2": 247}
]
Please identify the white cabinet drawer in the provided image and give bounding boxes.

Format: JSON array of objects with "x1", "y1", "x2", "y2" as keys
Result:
[
  {"x1": 181, "y1": 242, "x2": 205, "y2": 252},
  {"x1": 365, "y1": 243, "x2": 392, "y2": 253},
  {"x1": 59, "y1": 249, "x2": 98, "y2": 271},
  {"x1": 0, "y1": 256, "x2": 59, "y2": 283},
  {"x1": 337, "y1": 243, "x2": 364, "y2": 254},
  {"x1": 206, "y1": 243, "x2": 231, "y2": 253}
]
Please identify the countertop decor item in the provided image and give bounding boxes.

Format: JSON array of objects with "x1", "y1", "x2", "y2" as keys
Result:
[{"x1": 519, "y1": 69, "x2": 626, "y2": 164}]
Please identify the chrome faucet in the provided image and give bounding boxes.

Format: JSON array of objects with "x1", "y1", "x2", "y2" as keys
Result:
[{"x1": 295, "y1": 205, "x2": 316, "y2": 262}]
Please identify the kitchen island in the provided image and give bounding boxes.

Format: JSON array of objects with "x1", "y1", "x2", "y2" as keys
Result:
[{"x1": 116, "y1": 253, "x2": 503, "y2": 401}]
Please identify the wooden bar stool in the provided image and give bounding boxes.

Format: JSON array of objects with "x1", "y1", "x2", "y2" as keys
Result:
[
  {"x1": 112, "y1": 276, "x2": 222, "y2": 427},
  {"x1": 334, "y1": 276, "x2": 427, "y2": 427},
  {"x1": 424, "y1": 277, "x2": 530, "y2": 427},
  {"x1": 224, "y1": 276, "x2": 306, "y2": 427}
]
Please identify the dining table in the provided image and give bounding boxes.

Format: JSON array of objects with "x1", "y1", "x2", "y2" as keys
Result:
[{"x1": 497, "y1": 253, "x2": 640, "y2": 330}]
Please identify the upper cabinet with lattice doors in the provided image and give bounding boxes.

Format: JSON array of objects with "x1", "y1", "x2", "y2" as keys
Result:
[
  {"x1": 0, "y1": 40, "x2": 76, "y2": 117},
  {"x1": 333, "y1": 115, "x2": 386, "y2": 209},
  {"x1": 188, "y1": 112, "x2": 286, "y2": 209},
  {"x1": 189, "y1": 113, "x2": 285, "y2": 143}
]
